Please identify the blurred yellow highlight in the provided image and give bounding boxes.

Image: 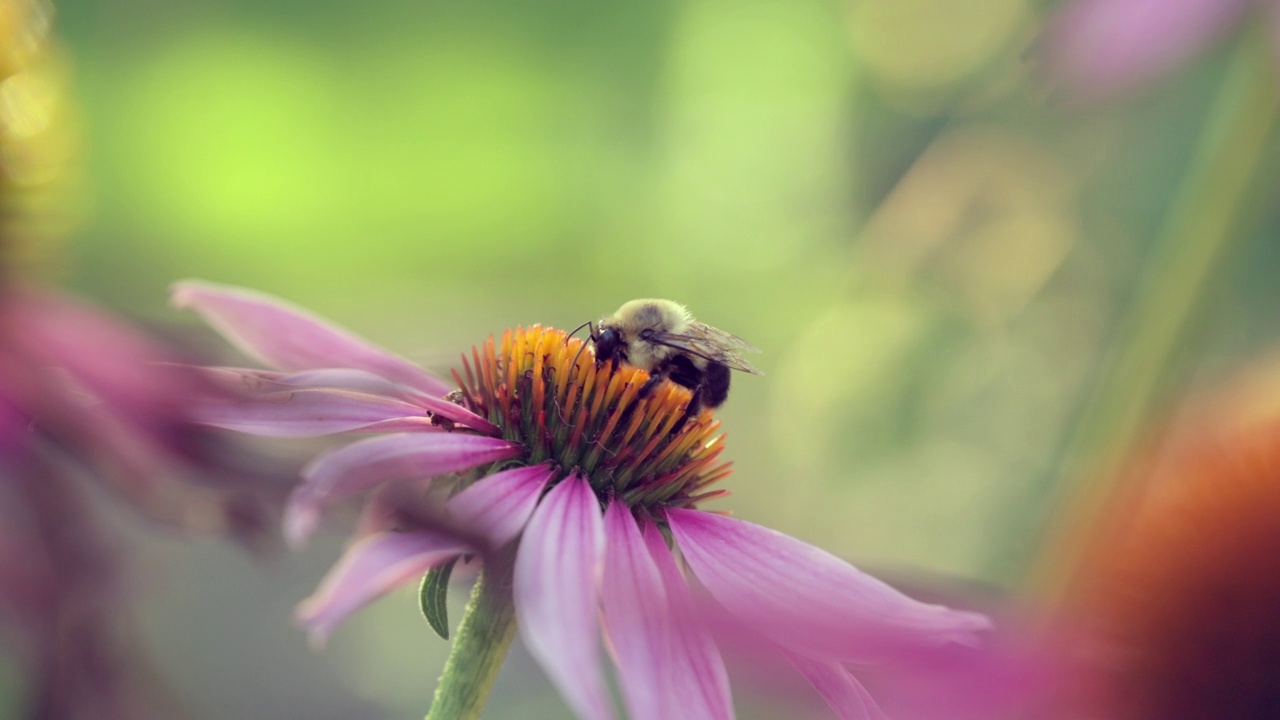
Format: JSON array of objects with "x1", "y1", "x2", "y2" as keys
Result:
[
  {"x1": 860, "y1": 127, "x2": 1077, "y2": 323},
  {"x1": 849, "y1": 0, "x2": 1028, "y2": 96}
]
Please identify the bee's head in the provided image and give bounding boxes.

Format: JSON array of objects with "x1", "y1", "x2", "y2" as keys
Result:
[{"x1": 594, "y1": 324, "x2": 623, "y2": 364}]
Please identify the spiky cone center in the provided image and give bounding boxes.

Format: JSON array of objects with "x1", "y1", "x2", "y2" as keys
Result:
[{"x1": 452, "y1": 325, "x2": 732, "y2": 512}]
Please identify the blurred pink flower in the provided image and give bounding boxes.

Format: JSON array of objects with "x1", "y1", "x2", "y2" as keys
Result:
[
  {"x1": 0, "y1": 285, "x2": 290, "y2": 719},
  {"x1": 904, "y1": 375, "x2": 1280, "y2": 720},
  {"x1": 1043, "y1": 0, "x2": 1266, "y2": 101},
  {"x1": 0, "y1": 287, "x2": 285, "y2": 536},
  {"x1": 0, "y1": 462, "x2": 176, "y2": 720},
  {"x1": 174, "y1": 279, "x2": 991, "y2": 720}
]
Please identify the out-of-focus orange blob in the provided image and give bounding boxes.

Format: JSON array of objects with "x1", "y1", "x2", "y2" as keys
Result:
[{"x1": 1066, "y1": 410, "x2": 1280, "y2": 719}]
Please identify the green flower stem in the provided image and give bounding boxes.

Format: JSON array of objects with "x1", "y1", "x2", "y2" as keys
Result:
[
  {"x1": 425, "y1": 556, "x2": 518, "y2": 720},
  {"x1": 1023, "y1": 28, "x2": 1279, "y2": 601}
]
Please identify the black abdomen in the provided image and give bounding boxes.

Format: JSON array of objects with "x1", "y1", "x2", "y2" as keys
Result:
[
  {"x1": 652, "y1": 355, "x2": 732, "y2": 419},
  {"x1": 702, "y1": 362, "x2": 731, "y2": 409}
]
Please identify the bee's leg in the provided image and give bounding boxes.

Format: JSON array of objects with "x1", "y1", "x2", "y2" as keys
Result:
[
  {"x1": 669, "y1": 386, "x2": 702, "y2": 434},
  {"x1": 638, "y1": 372, "x2": 665, "y2": 398}
]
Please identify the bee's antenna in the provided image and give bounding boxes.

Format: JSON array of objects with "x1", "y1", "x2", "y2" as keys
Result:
[
  {"x1": 568, "y1": 321, "x2": 595, "y2": 379},
  {"x1": 566, "y1": 320, "x2": 592, "y2": 341}
]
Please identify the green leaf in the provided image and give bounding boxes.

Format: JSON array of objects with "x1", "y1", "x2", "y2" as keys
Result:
[{"x1": 420, "y1": 558, "x2": 458, "y2": 640}]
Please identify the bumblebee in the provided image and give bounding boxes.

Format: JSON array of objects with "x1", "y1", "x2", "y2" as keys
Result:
[{"x1": 581, "y1": 299, "x2": 762, "y2": 423}]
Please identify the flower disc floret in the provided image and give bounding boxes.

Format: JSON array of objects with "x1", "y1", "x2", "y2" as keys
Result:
[{"x1": 453, "y1": 325, "x2": 731, "y2": 512}]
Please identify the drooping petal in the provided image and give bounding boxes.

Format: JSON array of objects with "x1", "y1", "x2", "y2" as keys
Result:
[
  {"x1": 600, "y1": 502, "x2": 674, "y2": 720},
  {"x1": 787, "y1": 654, "x2": 887, "y2": 720},
  {"x1": 197, "y1": 388, "x2": 431, "y2": 437},
  {"x1": 196, "y1": 366, "x2": 500, "y2": 436},
  {"x1": 513, "y1": 474, "x2": 613, "y2": 720},
  {"x1": 171, "y1": 280, "x2": 452, "y2": 396},
  {"x1": 446, "y1": 463, "x2": 555, "y2": 548},
  {"x1": 640, "y1": 521, "x2": 734, "y2": 720},
  {"x1": 667, "y1": 509, "x2": 991, "y2": 664},
  {"x1": 296, "y1": 530, "x2": 470, "y2": 646},
  {"x1": 285, "y1": 433, "x2": 523, "y2": 547},
  {"x1": 198, "y1": 366, "x2": 417, "y2": 400},
  {"x1": 1042, "y1": 0, "x2": 1253, "y2": 101}
]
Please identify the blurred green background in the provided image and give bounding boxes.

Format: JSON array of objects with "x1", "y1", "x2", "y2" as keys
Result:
[{"x1": 26, "y1": 0, "x2": 1280, "y2": 717}]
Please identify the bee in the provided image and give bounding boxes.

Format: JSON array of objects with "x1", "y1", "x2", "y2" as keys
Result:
[{"x1": 574, "y1": 299, "x2": 762, "y2": 426}]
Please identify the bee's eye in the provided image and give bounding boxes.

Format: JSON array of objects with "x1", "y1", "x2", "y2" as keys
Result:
[{"x1": 639, "y1": 329, "x2": 654, "y2": 340}]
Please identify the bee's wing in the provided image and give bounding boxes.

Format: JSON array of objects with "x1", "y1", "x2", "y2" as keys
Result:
[{"x1": 653, "y1": 322, "x2": 764, "y2": 375}]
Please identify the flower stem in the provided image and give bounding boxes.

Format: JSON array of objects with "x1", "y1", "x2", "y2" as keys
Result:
[
  {"x1": 1020, "y1": 28, "x2": 1279, "y2": 600},
  {"x1": 425, "y1": 556, "x2": 518, "y2": 720}
]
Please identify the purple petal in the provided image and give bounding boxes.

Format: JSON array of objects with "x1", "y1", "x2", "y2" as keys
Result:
[
  {"x1": 513, "y1": 474, "x2": 613, "y2": 720},
  {"x1": 12, "y1": 292, "x2": 198, "y2": 423},
  {"x1": 408, "y1": 393, "x2": 501, "y2": 436},
  {"x1": 446, "y1": 463, "x2": 555, "y2": 548},
  {"x1": 667, "y1": 509, "x2": 991, "y2": 664},
  {"x1": 198, "y1": 388, "x2": 431, "y2": 437},
  {"x1": 787, "y1": 654, "x2": 887, "y2": 720},
  {"x1": 600, "y1": 502, "x2": 674, "y2": 720},
  {"x1": 1043, "y1": 0, "x2": 1252, "y2": 100},
  {"x1": 171, "y1": 280, "x2": 452, "y2": 396},
  {"x1": 296, "y1": 530, "x2": 470, "y2": 646},
  {"x1": 199, "y1": 366, "x2": 418, "y2": 399},
  {"x1": 641, "y1": 521, "x2": 734, "y2": 720},
  {"x1": 198, "y1": 365, "x2": 499, "y2": 436},
  {"x1": 272, "y1": 368, "x2": 498, "y2": 433},
  {"x1": 286, "y1": 433, "x2": 523, "y2": 547}
]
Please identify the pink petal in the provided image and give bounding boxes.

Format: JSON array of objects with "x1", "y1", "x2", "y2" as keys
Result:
[
  {"x1": 200, "y1": 366, "x2": 499, "y2": 436},
  {"x1": 787, "y1": 654, "x2": 887, "y2": 720},
  {"x1": 198, "y1": 388, "x2": 431, "y2": 437},
  {"x1": 9, "y1": 292, "x2": 200, "y2": 423},
  {"x1": 600, "y1": 502, "x2": 674, "y2": 720},
  {"x1": 667, "y1": 509, "x2": 991, "y2": 664},
  {"x1": 640, "y1": 521, "x2": 734, "y2": 720},
  {"x1": 296, "y1": 530, "x2": 470, "y2": 646},
  {"x1": 199, "y1": 366, "x2": 419, "y2": 400},
  {"x1": 286, "y1": 433, "x2": 523, "y2": 547},
  {"x1": 1043, "y1": 0, "x2": 1253, "y2": 101},
  {"x1": 446, "y1": 463, "x2": 555, "y2": 548},
  {"x1": 0, "y1": 386, "x2": 26, "y2": 458},
  {"x1": 248, "y1": 368, "x2": 500, "y2": 435},
  {"x1": 406, "y1": 393, "x2": 500, "y2": 436},
  {"x1": 171, "y1": 280, "x2": 452, "y2": 396},
  {"x1": 513, "y1": 474, "x2": 613, "y2": 720}
]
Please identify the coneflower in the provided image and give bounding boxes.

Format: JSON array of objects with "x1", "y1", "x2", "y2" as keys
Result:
[
  {"x1": 1063, "y1": 419, "x2": 1280, "y2": 720},
  {"x1": 174, "y1": 280, "x2": 991, "y2": 720}
]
